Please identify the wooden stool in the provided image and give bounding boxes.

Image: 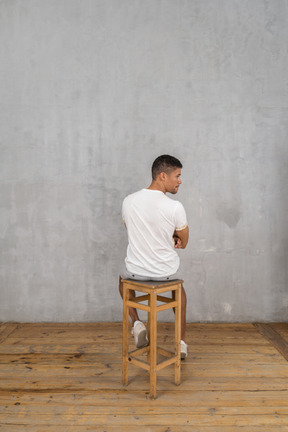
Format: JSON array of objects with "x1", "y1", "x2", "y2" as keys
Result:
[{"x1": 122, "y1": 278, "x2": 183, "y2": 399}]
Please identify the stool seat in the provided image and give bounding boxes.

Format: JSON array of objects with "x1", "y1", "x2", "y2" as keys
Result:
[{"x1": 122, "y1": 278, "x2": 183, "y2": 399}]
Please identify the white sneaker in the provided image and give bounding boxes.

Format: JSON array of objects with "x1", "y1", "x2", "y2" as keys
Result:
[
  {"x1": 181, "y1": 340, "x2": 188, "y2": 359},
  {"x1": 131, "y1": 321, "x2": 149, "y2": 348}
]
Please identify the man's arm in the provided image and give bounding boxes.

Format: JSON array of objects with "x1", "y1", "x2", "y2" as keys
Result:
[{"x1": 173, "y1": 226, "x2": 189, "y2": 249}]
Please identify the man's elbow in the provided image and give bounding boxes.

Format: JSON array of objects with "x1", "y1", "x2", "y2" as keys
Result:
[
  {"x1": 180, "y1": 238, "x2": 189, "y2": 249},
  {"x1": 177, "y1": 227, "x2": 189, "y2": 249}
]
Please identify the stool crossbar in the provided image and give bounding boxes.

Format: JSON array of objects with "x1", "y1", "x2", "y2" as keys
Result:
[{"x1": 122, "y1": 278, "x2": 183, "y2": 399}]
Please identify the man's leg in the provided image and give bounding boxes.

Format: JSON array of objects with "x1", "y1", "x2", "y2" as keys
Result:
[
  {"x1": 119, "y1": 277, "x2": 140, "y2": 326},
  {"x1": 119, "y1": 277, "x2": 148, "y2": 348},
  {"x1": 173, "y1": 284, "x2": 186, "y2": 342}
]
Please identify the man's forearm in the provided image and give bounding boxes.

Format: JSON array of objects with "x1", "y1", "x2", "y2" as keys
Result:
[{"x1": 173, "y1": 227, "x2": 189, "y2": 249}]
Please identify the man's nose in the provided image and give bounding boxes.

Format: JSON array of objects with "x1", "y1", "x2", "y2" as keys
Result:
[{"x1": 178, "y1": 178, "x2": 182, "y2": 184}]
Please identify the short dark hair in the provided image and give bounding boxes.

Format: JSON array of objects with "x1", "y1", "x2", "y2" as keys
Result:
[{"x1": 151, "y1": 155, "x2": 183, "y2": 180}]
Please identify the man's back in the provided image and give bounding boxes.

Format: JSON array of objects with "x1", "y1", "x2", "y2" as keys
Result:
[{"x1": 122, "y1": 188, "x2": 187, "y2": 277}]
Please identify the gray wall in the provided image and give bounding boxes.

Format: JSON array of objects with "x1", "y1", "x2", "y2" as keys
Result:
[{"x1": 1, "y1": 0, "x2": 287, "y2": 322}]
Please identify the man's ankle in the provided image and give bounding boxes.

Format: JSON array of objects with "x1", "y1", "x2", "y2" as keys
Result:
[
  {"x1": 131, "y1": 319, "x2": 139, "y2": 327},
  {"x1": 132, "y1": 320, "x2": 142, "y2": 327}
]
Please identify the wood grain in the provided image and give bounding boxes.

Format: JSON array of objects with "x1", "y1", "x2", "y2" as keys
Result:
[
  {"x1": 254, "y1": 323, "x2": 288, "y2": 361},
  {"x1": 0, "y1": 322, "x2": 288, "y2": 430},
  {"x1": 0, "y1": 323, "x2": 18, "y2": 344}
]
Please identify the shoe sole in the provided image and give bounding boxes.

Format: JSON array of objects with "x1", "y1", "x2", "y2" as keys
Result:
[{"x1": 135, "y1": 328, "x2": 149, "y2": 348}]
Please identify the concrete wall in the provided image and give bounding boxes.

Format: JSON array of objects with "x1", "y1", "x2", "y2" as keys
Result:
[{"x1": 1, "y1": 0, "x2": 287, "y2": 322}]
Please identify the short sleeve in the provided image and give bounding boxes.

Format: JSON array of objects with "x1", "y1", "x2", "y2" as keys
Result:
[
  {"x1": 174, "y1": 202, "x2": 188, "y2": 231},
  {"x1": 122, "y1": 198, "x2": 126, "y2": 224}
]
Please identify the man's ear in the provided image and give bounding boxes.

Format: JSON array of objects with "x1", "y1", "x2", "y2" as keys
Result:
[{"x1": 159, "y1": 172, "x2": 167, "y2": 182}]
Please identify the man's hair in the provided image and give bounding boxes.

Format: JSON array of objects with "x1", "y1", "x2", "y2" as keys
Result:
[{"x1": 151, "y1": 155, "x2": 183, "y2": 180}]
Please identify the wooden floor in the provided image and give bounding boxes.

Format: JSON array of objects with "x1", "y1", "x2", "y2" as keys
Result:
[{"x1": 0, "y1": 322, "x2": 288, "y2": 431}]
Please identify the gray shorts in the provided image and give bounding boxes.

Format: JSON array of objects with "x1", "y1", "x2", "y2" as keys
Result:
[{"x1": 120, "y1": 267, "x2": 181, "y2": 282}]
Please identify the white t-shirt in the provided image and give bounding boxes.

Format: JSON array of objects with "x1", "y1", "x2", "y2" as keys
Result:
[{"x1": 122, "y1": 189, "x2": 187, "y2": 277}]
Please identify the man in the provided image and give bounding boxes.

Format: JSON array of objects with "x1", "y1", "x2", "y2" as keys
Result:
[{"x1": 119, "y1": 155, "x2": 189, "y2": 358}]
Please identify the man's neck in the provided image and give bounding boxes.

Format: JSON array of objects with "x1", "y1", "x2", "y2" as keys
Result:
[{"x1": 147, "y1": 181, "x2": 166, "y2": 194}]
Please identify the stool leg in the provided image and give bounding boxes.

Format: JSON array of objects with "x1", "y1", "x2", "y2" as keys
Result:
[
  {"x1": 122, "y1": 284, "x2": 129, "y2": 386},
  {"x1": 147, "y1": 294, "x2": 151, "y2": 363},
  {"x1": 174, "y1": 285, "x2": 181, "y2": 385},
  {"x1": 149, "y1": 289, "x2": 157, "y2": 399}
]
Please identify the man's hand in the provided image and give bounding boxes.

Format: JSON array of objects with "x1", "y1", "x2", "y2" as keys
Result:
[
  {"x1": 173, "y1": 226, "x2": 189, "y2": 249},
  {"x1": 173, "y1": 235, "x2": 182, "y2": 249}
]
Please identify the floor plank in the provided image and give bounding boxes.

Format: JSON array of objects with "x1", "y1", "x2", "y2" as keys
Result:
[
  {"x1": 0, "y1": 323, "x2": 18, "y2": 344},
  {"x1": 254, "y1": 323, "x2": 288, "y2": 361},
  {"x1": 0, "y1": 322, "x2": 288, "y2": 430},
  {"x1": 0, "y1": 427, "x2": 288, "y2": 432}
]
